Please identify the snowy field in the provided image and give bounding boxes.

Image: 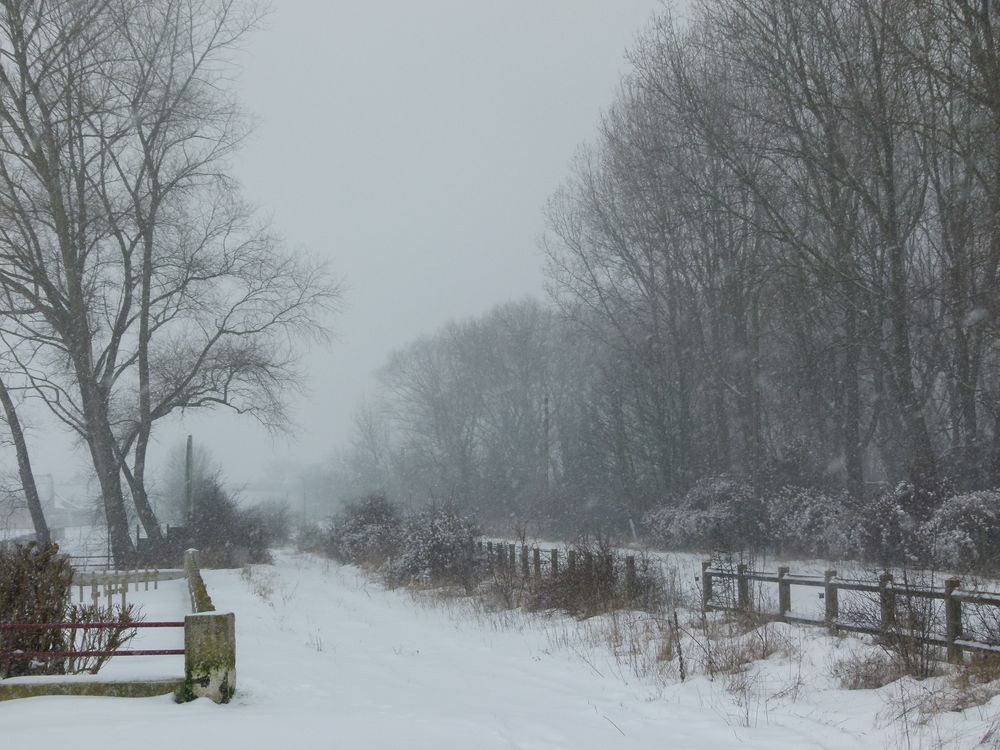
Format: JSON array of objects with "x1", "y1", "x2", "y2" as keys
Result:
[{"x1": 1, "y1": 551, "x2": 999, "y2": 749}]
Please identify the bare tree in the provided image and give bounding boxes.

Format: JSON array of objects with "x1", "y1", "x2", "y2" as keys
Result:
[{"x1": 0, "y1": 0, "x2": 339, "y2": 562}]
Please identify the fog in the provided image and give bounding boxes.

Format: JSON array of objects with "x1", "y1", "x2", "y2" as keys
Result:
[{"x1": 26, "y1": 0, "x2": 663, "y2": 501}]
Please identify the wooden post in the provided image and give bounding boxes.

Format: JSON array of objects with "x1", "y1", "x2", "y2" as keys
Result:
[
  {"x1": 567, "y1": 549, "x2": 577, "y2": 576},
  {"x1": 550, "y1": 549, "x2": 559, "y2": 578},
  {"x1": 944, "y1": 578, "x2": 962, "y2": 663},
  {"x1": 91, "y1": 581, "x2": 98, "y2": 609},
  {"x1": 486, "y1": 542, "x2": 494, "y2": 572},
  {"x1": 533, "y1": 548, "x2": 541, "y2": 580},
  {"x1": 879, "y1": 573, "x2": 896, "y2": 632},
  {"x1": 824, "y1": 569, "x2": 838, "y2": 627},
  {"x1": 508, "y1": 544, "x2": 516, "y2": 571},
  {"x1": 120, "y1": 582, "x2": 127, "y2": 609},
  {"x1": 520, "y1": 545, "x2": 529, "y2": 578},
  {"x1": 701, "y1": 560, "x2": 713, "y2": 609},
  {"x1": 625, "y1": 556, "x2": 638, "y2": 602},
  {"x1": 737, "y1": 563, "x2": 750, "y2": 613},
  {"x1": 778, "y1": 566, "x2": 791, "y2": 618},
  {"x1": 583, "y1": 551, "x2": 594, "y2": 583}
]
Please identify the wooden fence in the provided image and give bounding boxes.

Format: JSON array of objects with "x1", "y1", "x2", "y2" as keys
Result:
[
  {"x1": 477, "y1": 541, "x2": 641, "y2": 596},
  {"x1": 701, "y1": 561, "x2": 1000, "y2": 662},
  {"x1": 71, "y1": 568, "x2": 185, "y2": 610}
]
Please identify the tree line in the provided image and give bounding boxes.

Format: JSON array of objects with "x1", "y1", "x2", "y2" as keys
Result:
[
  {"x1": 336, "y1": 0, "x2": 1000, "y2": 543},
  {"x1": 0, "y1": 0, "x2": 337, "y2": 563}
]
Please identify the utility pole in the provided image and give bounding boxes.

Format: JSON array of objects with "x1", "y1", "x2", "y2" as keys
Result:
[
  {"x1": 185, "y1": 434, "x2": 194, "y2": 526},
  {"x1": 543, "y1": 394, "x2": 551, "y2": 498}
]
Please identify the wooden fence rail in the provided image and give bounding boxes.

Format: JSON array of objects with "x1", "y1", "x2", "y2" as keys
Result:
[{"x1": 701, "y1": 561, "x2": 1000, "y2": 662}]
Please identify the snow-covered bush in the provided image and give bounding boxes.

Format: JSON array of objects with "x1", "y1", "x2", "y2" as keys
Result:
[
  {"x1": 0, "y1": 543, "x2": 138, "y2": 678},
  {"x1": 767, "y1": 486, "x2": 851, "y2": 557},
  {"x1": 922, "y1": 489, "x2": 1000, "y2": 572},
  {"x1": 328, "y1": 493, "x2": 403, "y2": 566},
  {"x1": 386, "y1": 504, "x2": 480, "y2": 587},
  {"x1": 643, "y1": 475, "x2": 764, "y2": 552},
  {"x1": 849, "y1": 482, "x2": 926, "y2": 566}
]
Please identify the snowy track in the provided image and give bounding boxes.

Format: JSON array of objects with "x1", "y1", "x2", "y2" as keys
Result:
[{"x1": 1, "y1": 551, "x2": 995, "y2": 748}]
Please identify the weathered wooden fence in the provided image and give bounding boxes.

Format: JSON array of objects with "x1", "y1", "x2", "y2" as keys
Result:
[
  {"x1": 477, "y1": 541, "x2": 641, "y2": 595},
  {"x1": 71, "y1": 568, "x2": 185, "y2": 610},
  {"x1": 701, "y1": 561, "x2": 1000, "y2": 662}
]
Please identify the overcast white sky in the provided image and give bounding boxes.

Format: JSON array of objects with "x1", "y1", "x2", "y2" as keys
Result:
[{"x1": 35, "y1": 0, "x2": 670, "y2": 499}]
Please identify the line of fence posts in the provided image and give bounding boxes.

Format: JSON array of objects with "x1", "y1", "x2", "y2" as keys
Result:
[
  {"x1": 700, "y1": 561, "x2": 979, "y2": 663},
  {"x1": 471, "y1": 541, "x2": 640, "y2": 604}
]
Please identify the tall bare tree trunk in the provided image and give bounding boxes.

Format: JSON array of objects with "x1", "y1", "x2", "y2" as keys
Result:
[{"x1": 0, "y1": 378, "x2": 49, "y2": 544}]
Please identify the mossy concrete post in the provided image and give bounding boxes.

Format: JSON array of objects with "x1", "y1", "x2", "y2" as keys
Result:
[{"x1": 181, "y1": 611, "x2": 236, "y2": 703}]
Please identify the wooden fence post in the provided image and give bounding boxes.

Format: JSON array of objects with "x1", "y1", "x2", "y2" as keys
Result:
[
  {"x1": 701, "y1": 560, "x2": 713, "y2": 610},
  {"x1": 567, "y1": 549, "x2": 577, "y2": 576},
  {"x1": 520, "y1": 545, "x2": 529, "y2": 579},
  {"x1": 879, "y1": 573, "x2": 896, "y2": 632},
  {"x1": 625, "y1": 556, "x2": 638, "y2": 602},
  {"x1": 737, "y1": 563, "x2": 750, "y2": 613},
  {"x1": 486, "y1": 542, "x2": 494, "y2": 573},
  {"x1": 945, "y1": 578, "x2": 963, "y2": 663},
  {"x1": 550, "y1": 549, "x2": 559, "y2": 578},
  {"x1": 533, "y1": 548, "x2": 541, "y2": 580},
  {"x1": 508, "y1": 544, "x2": 516, "y2": 571},
  {"x1": 778, "y1": 566, "x2": 791, "y2": 618},
  {"x1": 824, "y1": 569, "x2": 838, "y2": 627}
]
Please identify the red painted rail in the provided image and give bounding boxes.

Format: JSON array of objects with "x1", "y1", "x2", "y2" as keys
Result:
[
  {"x1": 1, "y1": 621, "x2": 185, "y2": 659},
  {"x1": 0, "y1": 622, "x2": 183, "y2": 630}
]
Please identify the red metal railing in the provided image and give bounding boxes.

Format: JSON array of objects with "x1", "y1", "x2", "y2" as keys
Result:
[{"x1": 0, "y1": 621, "x2": 185, "y2": 658}]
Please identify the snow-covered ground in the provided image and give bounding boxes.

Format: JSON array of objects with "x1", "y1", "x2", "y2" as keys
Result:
[{"x1": 2, "y1": 551, "x2": 999, "y2": 748}]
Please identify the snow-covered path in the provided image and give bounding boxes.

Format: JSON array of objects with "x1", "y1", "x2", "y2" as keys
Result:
[{"x1": 1, "y1": 552, "x2": 990, "y2": 748}]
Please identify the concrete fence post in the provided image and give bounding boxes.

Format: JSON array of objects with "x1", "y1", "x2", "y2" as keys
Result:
[
  {"x1": 550, "y1": 549, "x2": 559, "y2": 578},
  {"x1": 533, "y1": 548, "x2": 541, "y2": 580},
  {"x1": 520, "y1": 546, "x2": 529, "y2": 579},
  {"x1": 180, "y1": 612, "x2": 236, "y2": 704}
]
